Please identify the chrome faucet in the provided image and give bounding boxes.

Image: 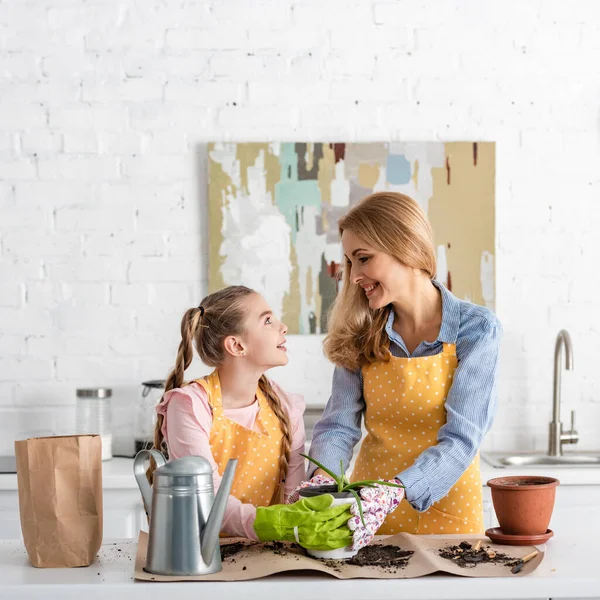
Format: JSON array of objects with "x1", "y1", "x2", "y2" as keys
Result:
[{"x1": 548, "y1": 330, "x2": 578, "y2": 456}]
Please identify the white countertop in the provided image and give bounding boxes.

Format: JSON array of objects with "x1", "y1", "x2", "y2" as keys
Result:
[
  {"x1": 1, "y1": 527, "x2": 599, "y2": 600},
  {"x1": 3, "y1": 456, "x2": 600, "y2": 492}
]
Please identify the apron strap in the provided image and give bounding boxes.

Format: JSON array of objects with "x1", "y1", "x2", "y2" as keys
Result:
[
  {"x1": 191, "y1": 371, "x2": 223, "y2": 415},
  {"x1": 442, "y1": 342, "x2": 457, "y2": 357}
]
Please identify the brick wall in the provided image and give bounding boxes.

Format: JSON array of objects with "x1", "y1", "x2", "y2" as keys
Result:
[{"x1": 1, "y1": 0, "x2": 599, "y2": 455}]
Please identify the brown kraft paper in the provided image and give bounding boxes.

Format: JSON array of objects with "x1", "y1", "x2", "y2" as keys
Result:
[
  {"x1": 15, "y1": 435, "x2": 103, "y2": 568},
  {"x1": 134, "y1": 531, "x2": 544, "y2": 581}
]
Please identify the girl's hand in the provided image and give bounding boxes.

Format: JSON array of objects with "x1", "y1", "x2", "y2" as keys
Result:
[
  {"x1": 347, "y1": 479, "x2": 405, "y2": 550},
  {"x1": 254, "y1": 494, "x2": 352, "y2": 550},
  {"x1": 286, "y1": 474, "x2": 336, "y2": 504}
]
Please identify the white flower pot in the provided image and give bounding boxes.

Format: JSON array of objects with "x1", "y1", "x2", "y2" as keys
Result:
[{"x1": 298, "y1": 485, "x2": 359, "y2": 560}]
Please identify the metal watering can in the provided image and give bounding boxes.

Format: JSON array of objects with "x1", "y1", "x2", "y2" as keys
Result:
[{"x1": 134, "y1": 449, "x2": 237, "y2": 575}]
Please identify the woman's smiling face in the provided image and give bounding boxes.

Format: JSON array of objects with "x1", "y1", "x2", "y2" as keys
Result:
[{"x1": 341, "y1": 229, "x2": 414, "y2": 310}]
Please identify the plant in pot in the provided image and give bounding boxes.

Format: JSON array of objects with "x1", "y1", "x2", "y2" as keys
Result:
[
  {"x1": 487, "y1": 476, "x2": 559, "y2": 542},
  {"x1": 299, "y1": 454, "x2": 405, "y2": 560}
]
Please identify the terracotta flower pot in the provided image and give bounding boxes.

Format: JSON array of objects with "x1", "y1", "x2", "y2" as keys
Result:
[{"x1": 487, "y1": 476, "x2": 559, "y2": 536}]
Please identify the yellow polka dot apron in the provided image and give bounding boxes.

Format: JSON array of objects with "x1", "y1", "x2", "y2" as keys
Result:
[
  {"x1": 194, "y1": 371, "x2": 284, "y2": 526},
  {"x1": 351, "y1": 343, "x2": 484, "y2": 535}
]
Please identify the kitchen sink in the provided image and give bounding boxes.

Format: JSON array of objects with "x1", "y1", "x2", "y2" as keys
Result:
[{"x1": 482, "y1": 452, "x2": 600, "y2": 468}]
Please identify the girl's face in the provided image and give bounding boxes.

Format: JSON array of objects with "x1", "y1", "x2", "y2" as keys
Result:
[
  {"x1": 240, "y1": 293, "x2": 288, "y2": 369},
  {"x1": 342, "y1": 229, "x2": 413, "y2": 310}
]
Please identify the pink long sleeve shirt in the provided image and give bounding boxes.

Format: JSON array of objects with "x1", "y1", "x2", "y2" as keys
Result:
[{"x1": 157, "y1": 381, "x2": 306, "y2": 540}]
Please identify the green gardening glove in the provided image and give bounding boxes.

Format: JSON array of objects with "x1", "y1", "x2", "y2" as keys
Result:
[{"x1": 254, "y1": 494, "x2": 353, "y2": 551}]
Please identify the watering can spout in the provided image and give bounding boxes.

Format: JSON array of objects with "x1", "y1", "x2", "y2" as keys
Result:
[{"x1": 200, "y1": 458, "x2": 237, "y2": 564}]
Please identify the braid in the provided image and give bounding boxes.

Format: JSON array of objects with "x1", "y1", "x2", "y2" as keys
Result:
[
  {"x1": 259, "y1": 375, "x2": 292, "y2": 505},
  {"x1": 146, "y1": 308, "x2": 202, "y2": 484}
]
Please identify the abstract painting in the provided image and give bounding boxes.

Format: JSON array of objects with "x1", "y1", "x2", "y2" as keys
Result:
[{"x1": 208, "y1": 142, "x2": 495, "y2": 335}]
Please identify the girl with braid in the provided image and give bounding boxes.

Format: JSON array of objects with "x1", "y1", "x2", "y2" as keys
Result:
[{"x1": 147, "y1": 285, "x2": 354, "y2": 549}]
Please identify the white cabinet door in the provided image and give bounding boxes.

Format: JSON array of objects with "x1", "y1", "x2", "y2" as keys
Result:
[
  {"x1": 103, "y1": 489, "x2": 147, "y2": 539},
  {"x1": 0, "y1": 489, "x2": 146, "y2": 540},
  {"x1": 0, "y1": 491, "x2": 22, "y2": 540},
  {"x1": 547, "y1": 485, "x2": 600, "y2": 533}
]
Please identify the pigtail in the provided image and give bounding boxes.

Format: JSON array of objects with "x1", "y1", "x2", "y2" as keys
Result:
[
  {"x1": 259, "y1": 375, "x2": 292, "y2": 505},
  {"x1": 146, "y1": 307, "x2": 203, "y2": 484}
]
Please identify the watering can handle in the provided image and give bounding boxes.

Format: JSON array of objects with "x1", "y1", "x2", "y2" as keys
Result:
[{"x1": 133, "y1": 449, "x2": 166, "y2": 514}]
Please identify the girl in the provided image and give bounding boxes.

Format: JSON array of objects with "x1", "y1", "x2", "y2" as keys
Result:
[
  {"x1": 147, "y1": 285, "x2": 353, "y2": 548},
  {"x1": 302, "y1": 192, "x2": 502, "y2": 540}
]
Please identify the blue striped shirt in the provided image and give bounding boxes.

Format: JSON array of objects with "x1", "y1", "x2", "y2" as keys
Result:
[{"x1": 308, "y1": 280, "x2": 502, "y2": 512}]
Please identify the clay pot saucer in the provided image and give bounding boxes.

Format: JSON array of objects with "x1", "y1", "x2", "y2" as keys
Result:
[{"x1": 486, "y1": 527, "x2": 554, "y2": 546}]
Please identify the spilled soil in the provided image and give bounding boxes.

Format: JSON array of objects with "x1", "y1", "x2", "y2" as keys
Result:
[
  {"x1": 220, "y1": 541, "x2": 254, "y2": 562},
  {"x1": 220, "y1": 540, "x2": 303, "y2": 563},
  {"x1": 438, "y1": 541, "x2": 522, "y2": 571},
  {"x1": 262, "y1": 540, "x2": 303, "y2": 556},
  {"x1": 319, "y1": 544, "x2": 414, "y2": 573},
  {"x1": 347, "y1": 544, "x2": 414, "y2": 568}
]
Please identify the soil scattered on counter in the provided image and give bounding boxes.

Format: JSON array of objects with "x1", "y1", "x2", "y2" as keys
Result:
[
  {"x1": 220, "y1": 541, "x2": 255, "y2": 562},
  {"x1": 220, "y1": 540, "x2": 303, "y2": 564},
  {"x1": 347, "y1": 545, "x2": 414, "y2": 569},
  {"x1": 438, "y1": 541, "x2": 521, "y2": 571},
  {"x1": 262, "y1": 541, "x2": 303, "y2": 558},
  {"x1": 319, "y1": 545, "x2": 414, "y2": 573}
]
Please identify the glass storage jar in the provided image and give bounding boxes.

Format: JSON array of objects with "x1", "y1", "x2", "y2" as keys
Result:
[{"x1": 76, "y1": 388, "x2": 112, "y2": 461}]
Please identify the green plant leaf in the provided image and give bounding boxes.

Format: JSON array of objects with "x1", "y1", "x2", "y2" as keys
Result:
[
  {"x1": 343, "y1": 482, "x2": 378, "y2": 491},
  {"x1": 339, "y1": 459, "x2": 345, "y2": 492},
  {"x1": 343, "y1": 480, "x2": 380, "y2": 488},
  {"x1": 348, "y1": 488, "x2": 366, "y2": 527},
  {"x1": 300, "y1": 453, "x2": 341, "y2": 486},
  {"x1": 377, "y1": 481, "x2": 405, "y2": 489}
]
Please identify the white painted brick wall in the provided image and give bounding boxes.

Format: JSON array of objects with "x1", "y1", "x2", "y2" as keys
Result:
[{"x1": 1, "y1": 0, "x2": 600, "y2": 457}]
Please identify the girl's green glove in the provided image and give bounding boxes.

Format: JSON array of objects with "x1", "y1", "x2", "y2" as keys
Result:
[{"x1": 253, "y1": 494, "x2": 353, "y2": 550}]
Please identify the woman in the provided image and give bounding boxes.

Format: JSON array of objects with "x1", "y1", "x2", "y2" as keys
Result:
[{"x1": 304, "y1": 192, "x2": 501, "y2": 538}]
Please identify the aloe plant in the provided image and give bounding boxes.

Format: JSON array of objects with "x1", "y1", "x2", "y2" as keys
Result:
[{"x1": 301, "y1": 453, "x2": 404, "y2": 527}]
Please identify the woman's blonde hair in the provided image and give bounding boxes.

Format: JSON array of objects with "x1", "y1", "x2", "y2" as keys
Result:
[
  {"x1": 324, "y1": 192, "x2": 437, "y2": 372},
  {"x1": 148, "y1": 285, "x2": 292, "y2": 505}
]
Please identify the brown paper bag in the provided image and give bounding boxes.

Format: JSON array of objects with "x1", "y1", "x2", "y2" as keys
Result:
[{"x1": 15, "y1": 434, "x2": 103, "y2": 568}]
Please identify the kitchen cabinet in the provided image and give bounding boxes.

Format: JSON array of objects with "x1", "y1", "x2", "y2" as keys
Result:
[
  {"x1": 2, "y1": 458, "x2": 600, "y2": 541},
  {"x1": 0, "y1": 458, "x2": 146, "y2": 540},
  {"x1": 0, "y1": 488, "x2": 146, "y2": 540}
]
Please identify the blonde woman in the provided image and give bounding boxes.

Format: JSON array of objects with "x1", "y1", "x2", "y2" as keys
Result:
[
  {"x1": 302, "y1": 192, "x2": 502, "y2": 543},
  {"x1": 148, "y1": 286, "x2": 354, "y2": 550}
]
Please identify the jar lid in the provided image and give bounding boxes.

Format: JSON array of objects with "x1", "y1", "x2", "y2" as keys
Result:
[
  {"x1": 142, "y1": 380, "x2": 166, "y2": 389},
  {"x1": 76, "y1": 388, "x2": 112, "y2": 399}
]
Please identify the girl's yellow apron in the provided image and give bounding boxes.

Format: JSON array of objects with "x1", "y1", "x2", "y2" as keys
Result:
[
  {"x1": 351, "y1": 343, "x2": 484, "y2": 535},
  {"x1": 194, "y1": 371, "x2": 283, "y2": 516}
]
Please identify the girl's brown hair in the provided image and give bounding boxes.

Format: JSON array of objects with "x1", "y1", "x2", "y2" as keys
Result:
[
  {"x1": 324, "y1": 192, "x2": 437, "y2": 372},
  {"x1": 147, "y1": 285, "x2": 292, "y2": 505}
]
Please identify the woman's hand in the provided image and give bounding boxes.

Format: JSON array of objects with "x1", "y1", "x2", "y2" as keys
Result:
[
  {"x1": 286, "y1": 474, "x2": 336, "y2": 504},
  {"x1": 347, "y1": 479, "x2": 405, "y2": 550}
]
